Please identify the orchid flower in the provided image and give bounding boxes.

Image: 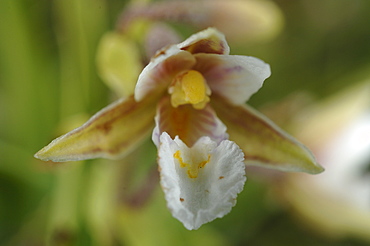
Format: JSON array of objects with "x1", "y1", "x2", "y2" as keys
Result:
[{"x1": 35, "y1": 28, "x2": 323, "y2": 230}]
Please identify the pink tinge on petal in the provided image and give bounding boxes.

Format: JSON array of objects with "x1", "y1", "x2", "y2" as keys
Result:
[
  {"x1": 152, "y1": 96, "x2": 228, "y2": 147},
  {"x1": 177, "y1": 28, "x2": 230, "y2": 55},
  {"x1": 135, "y1": 46, "x2": 196, "y2": 101},
  {"x1": 194, "y1": 54, "x2": 271, "y2": 105}
]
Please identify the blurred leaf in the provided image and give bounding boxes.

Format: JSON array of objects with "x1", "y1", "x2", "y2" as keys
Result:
[{"x1": 96, "y1": 32, "x2": 142, "y2": 97}]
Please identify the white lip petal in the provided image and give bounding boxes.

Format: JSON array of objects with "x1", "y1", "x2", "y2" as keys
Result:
[
  {"x1": 158, "y1": 132, "x2": 246, "y2": 230},
  {"x1": 195, "y1": 54, "x2": 271, "y2": 105}
]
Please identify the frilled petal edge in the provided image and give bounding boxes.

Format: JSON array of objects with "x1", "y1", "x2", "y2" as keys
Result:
[
  {"x1": 35, "y1": 95, "x2": 158, "y2": 162},
  {"x1": 158, "y1": 132, "x2": 246, "y2": 230},
  {"x1": 194, "y1": 54, "x2": 271, "y2": 105},
  {"x1": 211, "y1": 95, "x2": 324, "y2": 174}
]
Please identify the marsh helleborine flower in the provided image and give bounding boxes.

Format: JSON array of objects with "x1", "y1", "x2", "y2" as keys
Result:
[{"x1": 35, "y1": 28, "x2": 323, "y2": 230}]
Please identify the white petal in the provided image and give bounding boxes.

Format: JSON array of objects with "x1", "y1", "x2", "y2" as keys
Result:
[
  {"x1": 194, "y1": 54, "x2": 271, "y2": 104},
  {"x1": 158, "y1": 132, "x2": 246, "y2": 230},
  {"x1": 134, "y1": 45, "x2": 196, "y2": 101}
]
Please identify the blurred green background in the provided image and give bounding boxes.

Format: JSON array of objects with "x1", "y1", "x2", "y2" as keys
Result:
[{"x1": 1, "y1": 0, "x2": 370, "y2": 245}]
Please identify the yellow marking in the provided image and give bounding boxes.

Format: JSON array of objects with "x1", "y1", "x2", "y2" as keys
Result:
[
  {"x1": 173, "y1": 150, "x2": 211, "y2": 178},
  {"x1": 169, "y1": 70, "x2": 210, "y2": 109},
  {"x1": 198, "y1": 156, "x2": 210, "y2": 169},
  {"x1": 187, "y1": 170, "x2": 197, "y2": 179},
  {"x1": 174, "y1": 150, "x2": 187, "y2": 168}
]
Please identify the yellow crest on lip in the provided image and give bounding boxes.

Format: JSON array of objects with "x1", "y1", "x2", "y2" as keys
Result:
[
  {"x1": 169, "y1": 70, "x2": 211, "y2": 109},
  {"x1": 174, "y1": 150, "x2": 210, "y2": 178}
]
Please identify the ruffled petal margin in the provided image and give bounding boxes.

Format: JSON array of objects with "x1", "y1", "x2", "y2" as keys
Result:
[
  {"x1": 152, "y1": 96, "x2": 228, "y2": 147},
  {"x1": 158, "y1": 132, "x2": 246, "y2": 230},
  {"x1": 35, "y1": 95, "x2": 158, "y2": 162},
  {"x1": 212, "y1": 95, "x2": 324, "y2": 174},
  {"x1": 194, "y1": 53, "x2": 271, "y2": 105}
]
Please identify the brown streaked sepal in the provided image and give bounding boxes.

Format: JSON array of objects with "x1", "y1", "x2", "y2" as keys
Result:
[
  {"x1": 35, "y1": 95, "x2": 158, "y2": 162},
  {"x1": 212, "y1": 95, "x2": 324, "y2": 174}
]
